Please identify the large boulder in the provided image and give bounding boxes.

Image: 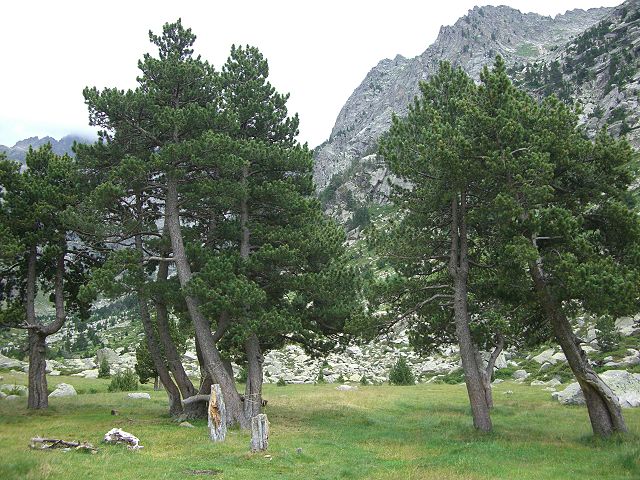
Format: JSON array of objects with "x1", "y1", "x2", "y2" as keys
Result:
[
  {"x1": 552, "y1": 370, "x2": 640, "y2": 408},
  {"x1": 532, "y1": 348, "x2": 556, "y2": 365},
  {"x1": 95, "y1": 348, "x2": 120, "y2": 366},
  {"x1": 49, "y1": 383, "x2": 77, "y2": 398},
  {"x1": 615, "y1": 316, "x2": 639, "y2": 336},
  {"x1": 0, "y1": 353, "x2": 25, "y2": 370},
  {"x1": 512, "y1": 369, "x2": 530, "y2": 381}
]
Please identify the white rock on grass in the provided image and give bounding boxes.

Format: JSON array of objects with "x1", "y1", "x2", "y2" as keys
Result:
[
  {"x1": 336, "y1": 384, "x2": 357, "y2": 391},
  {"x1": 128, "y1": 392, "x2": 151, "y2": 400},
  {"x1": 553, "y1": 370, "x2": 640, "y2": 408},
  {"x1": 0, "y1": 353, "x2": 24, "y2": 370},
  {"x1": 49, "y1": 383, "x2": 77, "y2": 398},
  {"x1": 81, "y1": 369, "x2": 99, "y2": 379}
]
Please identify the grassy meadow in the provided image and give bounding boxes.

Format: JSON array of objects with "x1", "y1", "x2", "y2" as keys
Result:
[{"x1": 0, "y1": 371, "x2": 639, "y2": 479}]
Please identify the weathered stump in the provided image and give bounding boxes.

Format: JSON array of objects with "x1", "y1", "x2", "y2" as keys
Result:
[
  {"x1": 208, "y1": 384, "x2": 227, "y2": 442},
  {"x1": 250, "y1": 413, "x2": 269, "y2": 452}
]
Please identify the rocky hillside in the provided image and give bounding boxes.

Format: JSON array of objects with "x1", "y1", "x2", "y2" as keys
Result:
[
  {"x1": 0, "y1": 134, "x2": 91, "y2": 164},
  {"x1": 314, "y1": 1, "x2": 639, "y2": 222}
]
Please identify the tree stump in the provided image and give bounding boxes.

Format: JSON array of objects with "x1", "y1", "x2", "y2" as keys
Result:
[
  {"x1": 208, "y1": 384, "x2": 227, "y2": 442},
  {"x1": 250, "y1": 413, "x2": 269, "y2": 452}
]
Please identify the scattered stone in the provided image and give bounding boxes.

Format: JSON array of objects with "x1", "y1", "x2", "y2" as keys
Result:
[
  {"x1": 103, "y1": 428, "x2": 143, "y2": 450},
  {"x1": 0, "y1": 384, "x2": 27, "y2": 396},
  {"x1": 81, "y1": 369, "x2": 99, "y2": 379},
  {"x1": 492, "y1": 379, "x2": 504, "y2": 385},
  {"x1": 532, "y1": 348, "x2": 556, "y2": 365},
  {"x1": 180, "y1": 422, "x2": 195, "y2": 428},
  {"x1": 111, "y1": 409, "x2": 119, "y2": 416},
  {"x1": 127, "y1": 392, "x2": 151, "y2": 400},
  {"x1": 512, "y1": 370, "x2": 529, "y2": 381},
  {"x1": 49, "y1": 383, "x2": 77, "y2": 398},
  {"x1": 336, "y1": 384, "x2": 357, "y2": 391},
  {"x1": 553, "y1": 370, "x2": 640, "y2": 408},
  {"x1": 503, "y1": 390, "x2": 514, "y2": 395},
  {"x1": 49, "y1": 370, "x2": 61, "y2": 376},
  {"x1": 30, "y1": 437, "x2": 97, "y2": 453}
]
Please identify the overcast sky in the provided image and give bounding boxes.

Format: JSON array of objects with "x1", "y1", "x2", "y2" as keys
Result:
[{"x1": 0, "y1": 0, "x2": 622, "y2": 148}]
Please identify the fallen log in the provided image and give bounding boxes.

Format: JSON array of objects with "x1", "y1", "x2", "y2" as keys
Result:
[
  {"x1": 30, "y1": 437, "x2": 97, "y2": 453},
  {"x1": 103, "y1": 428, "x2": 143, "y2": 450}
]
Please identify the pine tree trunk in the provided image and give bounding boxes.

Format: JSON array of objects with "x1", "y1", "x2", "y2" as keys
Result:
[
  {"x1": 244, "y1": 333, "x2": 264, "y2": 418},
  {"x1": 26, "y1": 246, "x2": 67, "y2": 410},
  {"x1": 27, "y1": 331, "x2": 49, "y2": 409},
  {"x1": 154, "y1": 376, "x2": 159, "y2": 391},
  {"x1": 250, "y1": 414, "x2": 269, "y2": 452},
  {"x1": 134, "y1": 230, "x2": 183, "y2": 417},
  {"x1": 154, "y1": 252, "x2": 202, "y2": 419},
  {"x1": 208, "y1": 384, "x2": 228, "y2": 442},
  {"x1": 529, "y1": 257, "x2": 627, "y2": 437},
  {"x1": 165, "y1": 174, "x2": 249, "y2": 429},
  {"x1": 137, "y1": 294, "x2": 183, "y2": 417},
  {"x1": 449, "y1": 195, "x2": 492, "y2": 432}
]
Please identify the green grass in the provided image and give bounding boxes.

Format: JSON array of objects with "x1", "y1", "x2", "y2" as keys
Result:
[{"x1": 1, "y1": 372, "x2": 639, "y2": 479}]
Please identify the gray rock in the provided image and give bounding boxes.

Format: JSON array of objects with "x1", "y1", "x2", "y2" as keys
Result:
[
  {"x1": 179, "y1": 421, "x2": 194, "y2": 428},
  {"x1": 0, "y1": 353, "x2": 24, "y2": 370},
  {"x1": 615, "y1": 316, "x2": 639, "y2": 336},
  {"x1": 532, "y1": 348, "x2": 556, "y2": 365},
  {"x1": 0, "y1": 384, "x2": 27, "y2": 396},
  {"x1": 5, "y1": 395, "x2": 20, "y2": 401},
  {"x1": 95, "y1": 348, "x2": 120, "y2": 366},
  {"x1": 553, "y1": 370, "x2": 640, "y2": 408},
  {"x1": 512, "y1": 370, "x2": 530, "y2": 380},
  {"x1": 335, "y1": 384, "x2": 357, "y2": 391},
  {"x1": 127, "y1": 392, "x2": 151, "y2": 399},
  {"x1": 0, "y1": 391, "x2": 6, "y2": 399},
  {"x1": 81, "y1": 369, "x2": 99, "y2": 379},
  {"x1": 49, "y1": 383, "x2": 77, "y2": 398}
]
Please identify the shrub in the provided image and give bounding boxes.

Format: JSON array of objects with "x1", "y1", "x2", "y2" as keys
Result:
[
  {"x1": 360, "y1": 375, "x2": 369, "y2": 386},
  {"x1": 108, "y1": 368, "x2": 139, "y2": 392},
  {"x1": 336, "y1": 374, "x2": 345, "y2": 384},
  {"x1": 98, "y1": 358, "x2": 111, "y2": 379},
  {"x1": 237, "y1": 366, "x2": 248, "y2": 383},
  {"x1": 316, "y1": 369, "x2": 326, "y2": 384},
  {"x1": 276, "y1": 378, "x2": 286, "y2": 387},
  {"x1": 596, "y1": 316, "x2": 621, "y2": 353},
  {"x1": 388, "y1": 358, "x2": 415, "y2": 385}
]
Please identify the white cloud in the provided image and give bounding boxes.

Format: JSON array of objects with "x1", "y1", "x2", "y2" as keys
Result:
[{"x1": 0, "y1": 0, "x2": 622, "y2": 148}]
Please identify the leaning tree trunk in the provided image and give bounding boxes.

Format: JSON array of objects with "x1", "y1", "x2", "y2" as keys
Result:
[
  {"x1": 137, "y1": 294, "x2": 183, "y2": 417},
  {"x1": 449, "y1": 195, "x2": 492, "y2": 432},
  {"x1": 529, "y1": 256, "x2": 627, "y2": 437},
  {"x1": 244, "y1": 333, "x2": 264, "y2": 418},
  {"x1": 26, "y1": 245, "x2": 67, "y2": 410},
  {"x1": 134, "y1": 233, "x2": 183, "y2": 417},
  {"x1": 477, "y1": 334, "x2": 504, "y2": 410},
  {"x1": 165, "y1": 174, "x2": 249, "y2": 429}
]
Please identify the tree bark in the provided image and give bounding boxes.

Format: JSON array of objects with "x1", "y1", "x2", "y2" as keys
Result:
[
  {"x1": 165, "y1": 174, "x2": 249, "y2": 429},
  {"x1": 250, "y1": 414, "x2": 269, "y2": 452},
  {"x1": 27, "y1": 330, "x2": 48, "y2": 409},
  {"x1": 244, "y1": 333, "x2": 264, "y2": 418},
  {"x1": 477, "y1": 334, "x2": 504, "y2": 410},
  {"x1": 154, "y1": 245, "x2": 197, "y2": 399},
  {"x1": 134, "y1": 233, "x2": 183, "y2": 417},
  {"x1": 529, "y1": 255, "x2": 627, "y2": 437},
  {"x1": 27, "y1": 246, "x2": 68, "y2": 410},
  {"x1": 208, "y1": 384, "x2": 228, "y2": 442},
  {"x1": 449, "y1": 195, "x2": 492, "y2": 431}
]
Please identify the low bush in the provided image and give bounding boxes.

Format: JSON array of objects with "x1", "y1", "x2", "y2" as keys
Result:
[
  {"x1": 108, "y1": 368, "x2": 139, "y2": 392},
  {"x1": 389, "y1": 358, "x2": 415, "y2": 386}
]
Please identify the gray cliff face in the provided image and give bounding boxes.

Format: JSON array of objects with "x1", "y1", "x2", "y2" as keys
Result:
[
  {"x1": 0, "y1": 134, "x2": 91, "y2": 164},
  {"x1": 313, "y1": 5, "x2": 613, "y2": 192}
]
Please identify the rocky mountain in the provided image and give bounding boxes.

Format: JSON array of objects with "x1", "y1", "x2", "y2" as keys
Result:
[
  {"x1": 314, "y1": 1, "x2": 639, "y2": 222},
  {"x1": 0, "y1": 134, "x2": 92, "y2": 164}
]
